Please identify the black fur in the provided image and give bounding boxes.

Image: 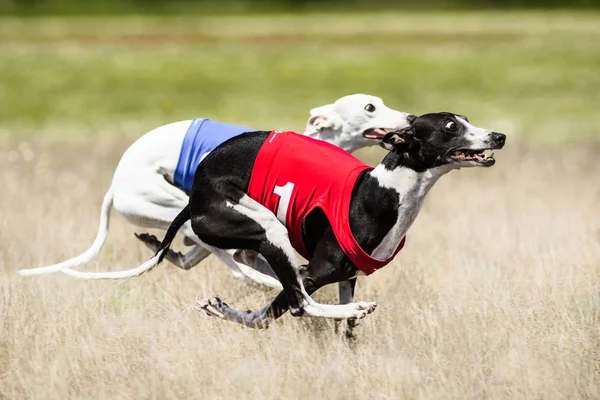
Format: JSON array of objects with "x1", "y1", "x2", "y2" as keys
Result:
[
  {"x1": 394, "y1": 112, "x2": 505, "y2": 172},
  {"x1": 156, "y1": 204, "x2": 191, "y2": 264},
  {"x1": 152, "y1": 113, "x2": 506, "y2": 327}
]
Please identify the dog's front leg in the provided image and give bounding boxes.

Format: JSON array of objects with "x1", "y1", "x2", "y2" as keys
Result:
[
  {"x1": 336, "y1": 279, "x2": 360, "y2": 338},
  {"x1": 338, "y1": 279, "x2": 357, "y2": 305},
  {"x1": 298, "y1": 228, "x2": 377, "y2": 320},
  {"x1": 233, "y1": 249, "x2": 363, "y2": 335}
]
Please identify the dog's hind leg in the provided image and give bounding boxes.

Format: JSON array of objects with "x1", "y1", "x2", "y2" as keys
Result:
[
  {"x1": 208, "y1": 247, "x2": 282, "y2": 289},
  {"x1": 118, "y1": 173, "x2": 267, "y2": 282},
  {"x1": 113, "y1": 177, "x2": 229, "y2": 275},
  {"x1": 134, "y1": 232, "x2": 211, "y2": 270},
  {"x1": 133, "y1": 214, "x2": 281, "y2": 287},
  {"x1": 195, "y1": 195, "x2": 376, "y2": 326},
  {"x1": 231, "y1": 249, "x2": 281, "y2": 281}
]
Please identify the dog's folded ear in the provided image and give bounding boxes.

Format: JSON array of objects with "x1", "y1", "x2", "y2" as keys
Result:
[
  {"x1": 307, "y1": 114, "x2": 334, "y2": 131},
  {"x1": 379, "y1": 128, "x2": 421, "y2": 153},
  {"x1": 306, "y1": 104, "x2": 342, "y2": 132}
]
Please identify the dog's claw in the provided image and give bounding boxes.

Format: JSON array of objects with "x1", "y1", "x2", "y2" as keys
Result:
[
  {"x1": 352, "y1": 301, "x2": 377, "y2": 319},
  {"x1": 135, "y1": 233, "x2": 169, "y2": 255},
  {"x1": 357, "y1": 301, "x2": 377, "y2": 313},
  {"x1": 195, "y1": 296, "x2": 225, "y2": 319},
  {"x1": 135, "y1": 232, "x2": 158, "y2": 244}
]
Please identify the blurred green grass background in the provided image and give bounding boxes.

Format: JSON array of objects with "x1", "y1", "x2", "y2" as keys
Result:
[{"x1": 1, "y1": 11, "x2": 599, "y2": 144}]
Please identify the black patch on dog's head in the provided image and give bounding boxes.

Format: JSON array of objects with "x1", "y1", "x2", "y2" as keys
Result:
[
  {"x1": 380, "y1": 112, "x2": 504, "y2": 171},
  {"x1": 379, "y1": 129, "x2": 421, "y2": 153}
]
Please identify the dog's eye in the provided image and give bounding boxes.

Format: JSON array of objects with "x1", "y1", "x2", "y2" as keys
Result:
[
  {"x1": 364, "y1": 104, "x2": 376, "y2": 112},
  {"x1": 445, "y1": 121, "x2": 457, "y2": 131}
]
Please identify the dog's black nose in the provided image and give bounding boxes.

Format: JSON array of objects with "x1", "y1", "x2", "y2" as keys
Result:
[
  {"x1": 491, "y1": 132, "x2": 506, "y2": 146},
  {"x1": 407, "y1": 114, "x2": 417, "y2": 124}
]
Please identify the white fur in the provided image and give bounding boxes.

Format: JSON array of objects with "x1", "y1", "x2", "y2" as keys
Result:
[
  {"x1": 306, "y1": 94, "x2": 411, "y2": 152},
  {"x1": 228, "y1": 195, "x2": 298, "y2": 269},
  {"x1": 456, "y1": 116, "x2": 495, "y2": 149},
  {"x1": 368, "y1": 115, "x2": 496, "y2": 260},
  {"x1": 369, "y1": 165, "x2": 443, "y2": 260},
  {"x1": 17, "y1": 94, "x2": 412, "y2": 286}
]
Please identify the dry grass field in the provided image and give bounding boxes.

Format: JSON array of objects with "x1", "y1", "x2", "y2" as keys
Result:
[
  {"x1": 1, "y1": 11, "x2": 600, "y2": 400},
  {"x1": 1, "y1": 139, "x2": 599, "y2": 399}
]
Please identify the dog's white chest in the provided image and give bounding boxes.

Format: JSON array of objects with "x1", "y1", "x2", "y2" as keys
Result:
[{"x1": 369, "y1": 165, "x2": 437, "y2": 260}]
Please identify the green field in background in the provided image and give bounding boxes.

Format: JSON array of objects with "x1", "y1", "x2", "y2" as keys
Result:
[{"x1": 0, "y1": 12, "x2": 599, "y2": 144}]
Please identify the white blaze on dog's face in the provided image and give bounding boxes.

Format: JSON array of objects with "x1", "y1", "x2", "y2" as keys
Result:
[
  {"x1": 446, "y1": 115, "x2": 506, "y2": 168},
  {"x1": 402, "y1": 112, "x2": 507, "y2": 171},
  {"x1": 305, "y1": 94, "x2": 415, "y2": 153}
]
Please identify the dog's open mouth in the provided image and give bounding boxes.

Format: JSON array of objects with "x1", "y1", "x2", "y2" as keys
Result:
[
  {"x1": 449, "y1": 149, "x2": 495, "y2": 166},
  {"x1": 362, "y1": 128, "x2": 390, "y2": 140}
]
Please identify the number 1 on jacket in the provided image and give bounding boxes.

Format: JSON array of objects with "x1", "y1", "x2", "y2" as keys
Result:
[{"x1": 273, "y1": 182, "x2": 295, "y2": 225}]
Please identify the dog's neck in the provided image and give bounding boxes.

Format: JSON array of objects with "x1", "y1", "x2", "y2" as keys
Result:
[{"x1": 351, "y1": 151, "x2": 446, "y2": 260}]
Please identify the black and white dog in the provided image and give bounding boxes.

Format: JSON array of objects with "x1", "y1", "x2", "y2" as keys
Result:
[{"x1": 101, "y1": 112, "x2": 506, "y2": 327}]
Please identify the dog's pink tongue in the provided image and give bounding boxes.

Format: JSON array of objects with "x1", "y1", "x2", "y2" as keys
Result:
[
  {"x1": 364, "y1": 128, "x2": 387, "y2": 139},
  {"x1": 374, "y1": 128, "x2": 386, "y2": 136}
]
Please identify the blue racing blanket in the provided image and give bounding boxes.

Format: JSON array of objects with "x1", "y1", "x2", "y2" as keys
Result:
[{"x1": 174, "y1": 118, "x2": 255, "y2": 193}]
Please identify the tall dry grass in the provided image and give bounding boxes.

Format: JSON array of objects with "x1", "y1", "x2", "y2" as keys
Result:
[{"x1": 0, "y1": 138, "x2": 599, "y2": 399}]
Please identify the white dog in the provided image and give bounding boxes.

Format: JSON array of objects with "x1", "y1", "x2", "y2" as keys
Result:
[{"x1": 18, "y1": 94, "x2": 413, "y2": 289}]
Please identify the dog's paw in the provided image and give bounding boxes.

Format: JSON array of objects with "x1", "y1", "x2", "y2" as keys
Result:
[
  {"x1": 135, "y1": 232, "x2": 168, "y2": 254},
  {"x1": 356, "y1": 301, "x2": 377, "y2": 314},
  {"x1": 195, "y1": 296, "x2": 225, "y2": 319},
  {"x1": 135, "y1": 232, "x2": 159, "y2": 245},
  {"x1": 352, "y1": 309, "x2": 368, "y2": 320},
  {"x1": 349, "y1": 301, "x2": 377, "y2": 319}
]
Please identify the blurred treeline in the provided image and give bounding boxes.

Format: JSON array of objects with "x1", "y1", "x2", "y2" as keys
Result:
[{"x1": 1, "y1": 0, "x2": 599, "y2": 15}]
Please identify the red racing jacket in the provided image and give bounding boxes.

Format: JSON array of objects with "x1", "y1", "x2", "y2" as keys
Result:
[{"x1": 247, "y1": 131, "x2": 406, "y2": 275}]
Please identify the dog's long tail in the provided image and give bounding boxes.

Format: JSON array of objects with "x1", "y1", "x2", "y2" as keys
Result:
[
  {"x1": 18, "y1": 186, "x2": 115, "y2": 276},
  {"x1": 60, "y1": 205, "x2": 190, "y2": 280}
]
